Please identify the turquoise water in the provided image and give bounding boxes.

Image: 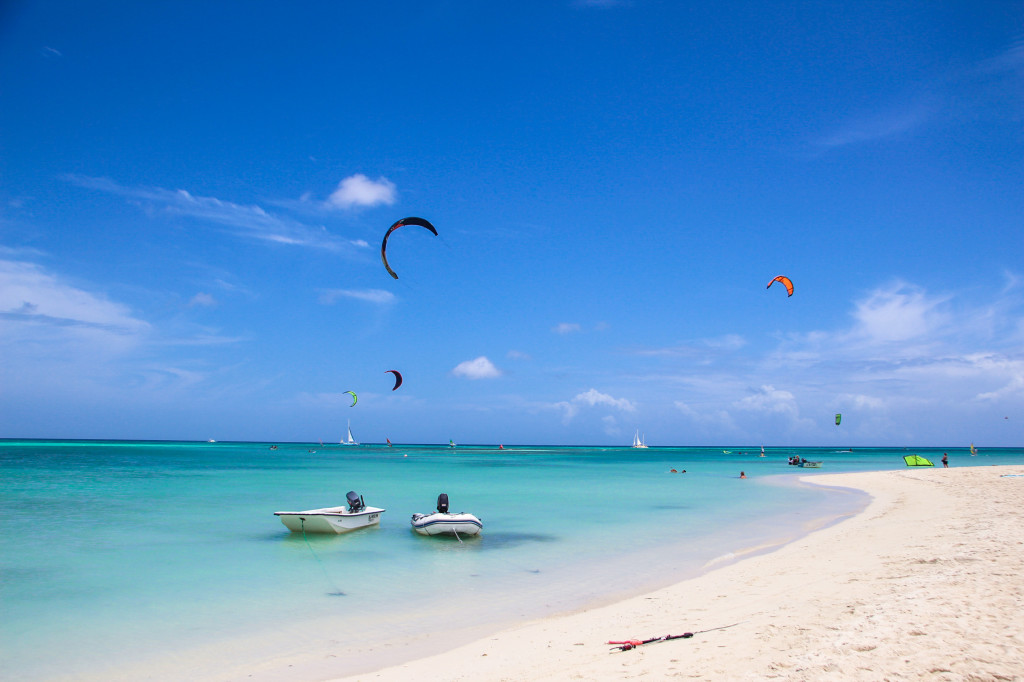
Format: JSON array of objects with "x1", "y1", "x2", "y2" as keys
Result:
[{"x1": 1, "y1": 440, "x2": 1021, "y2": 680}]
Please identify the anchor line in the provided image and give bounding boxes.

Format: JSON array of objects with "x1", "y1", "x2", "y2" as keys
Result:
[{"x1": 300, "y1": 517, "x2": 345, "y2": 596}]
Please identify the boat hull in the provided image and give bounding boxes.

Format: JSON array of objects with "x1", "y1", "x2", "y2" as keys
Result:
[
  {"x1": 410, "y1": 512, "x2": 482, "y2": 536},
  {"x1": 275, "y1": 506, "x2": 384, "y2": 534},
  {"x1": 799, "y1": 461, "x2": 823, "y2": 468}
]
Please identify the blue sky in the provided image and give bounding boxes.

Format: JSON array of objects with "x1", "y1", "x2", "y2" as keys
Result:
[{"x1": 1, "y1": 1, "x2": 1022, "y2": 446}]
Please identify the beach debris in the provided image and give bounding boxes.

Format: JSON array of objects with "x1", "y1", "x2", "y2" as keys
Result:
[
  {"x1": 381, "y1": 216, "x2": 438, "y2": 279},
  {"x1": 344, "y1": 390, "x2": 358, "y2": 407},
  {"x1": 386, "y1": 369, "x2": 403, "y2": 391},
  {"x1": 608, "y1": 621, "x2": 746, "y2": 651},
  {"x1": 767, "y1": 275, "x2": 794, "y2": 297}
]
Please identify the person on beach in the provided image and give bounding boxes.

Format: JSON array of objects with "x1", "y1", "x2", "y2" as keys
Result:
[
  {"x1": 942, "y1": 453, "x2": 949, "y2": 468},
  {"x1": 740, "y1": 471, "x2": 746, "y2": 479}
]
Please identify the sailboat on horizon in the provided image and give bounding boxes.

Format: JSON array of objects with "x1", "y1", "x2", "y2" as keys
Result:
[
  {"x1": 632, "y1": 429, "x2": 648, "y2": 448},
  {"x1": 341, "y1": 420, "x2": 358, "y2": 446}
]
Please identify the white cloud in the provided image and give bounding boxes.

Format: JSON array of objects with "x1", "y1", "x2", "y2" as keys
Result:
[
  {"x1": 734, "y1": 384, "x2": 800, "y2": 417},
  {"x1": 575, "y1": 388, "x2": 636, "y2": 410},
  {"x1": 0, "y1": 258, "x2": 152, "y2": 399},
  {"x1": 0, "y1": 259, "x2": 149, "y2": 337},
  {"x1": 655, "y1": 279, "x2": 1024, "y2": 441},
  {"x1": 849, "y1": 281, "x2": 950, "y2": 343},
  {"x1": 552, "y1": 388, "x2": 636, "y2": 422},
  {"x1": 319, "y1": 289, "x2": 396, "y2": 305},
  {"x1": 452, "y1": 356, "x2": 502, "y2": 380},
  {"x1": 553, "y1": 322, "x2": 581, "y2": 335},
  {"x1": 189, "y1": 292, "x2": 217, "y2": 307},
  {"x1": 326, "y1": 174, "x2": 397, "y2": 209}
]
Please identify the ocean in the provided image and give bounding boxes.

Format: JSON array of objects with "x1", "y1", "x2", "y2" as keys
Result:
[{"x1": 2, "y1": 440, "x2": 1020, "y2": 681}]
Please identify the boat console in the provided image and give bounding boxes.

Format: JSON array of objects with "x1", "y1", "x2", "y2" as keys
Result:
[
  {"x1": 436, "y1": 493, "x2": 449, "y2": 513},
  {"x1": 346, "y1": 491, "x2": 365, "y2": 513}
]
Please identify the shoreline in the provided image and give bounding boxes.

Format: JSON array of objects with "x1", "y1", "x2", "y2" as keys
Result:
[{"x1": 330, "y1": 465, "x2": 1024, "y2": 681}]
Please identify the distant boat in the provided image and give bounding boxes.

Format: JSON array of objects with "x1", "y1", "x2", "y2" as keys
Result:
[
  {"x1": 799, "y1": 460, "x2": 823, "y2": 468},
  {"x1": 341, "y1": 420, "x2": 358, "y2": 446},
  {"x1": 970, "y1": 443, "x2": 977, "y2": 456},
  {"x1": 632, "y1": 430, "x2": 648, "y2": 448},
  {"x1": 207, "y1": 439, "x2": 216, "y2": 443},
  {"x1": 759, "y1": 445, "x2": 766, "y2": 457},
  {"x1": 448, "y1": 439, "x2": 456, "y2": 448}
]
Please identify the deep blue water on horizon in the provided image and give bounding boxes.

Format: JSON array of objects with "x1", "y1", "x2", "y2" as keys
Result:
[{"x1": 2, "y1": 440, "x2": 1021, "y2": 681}]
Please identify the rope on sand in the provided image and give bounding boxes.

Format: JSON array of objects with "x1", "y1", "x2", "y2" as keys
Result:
[{"x1": 608, "y1": 621, "x2": 746, "y2": 651}]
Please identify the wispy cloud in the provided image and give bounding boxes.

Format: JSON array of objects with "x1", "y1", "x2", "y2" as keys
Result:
[
  {"x1": 633, "y1": 334, "x2": 747, "y2": 362},
  {"x1": 452, "y1": 356, "x2": 502, "y2": 379},
  {"x1": 553, "y1": 322, "x2": 582, "y2": 335},
  {"x1": 574, "y1": 0, "x2": 628, "y2": 7},
  {"x1": 978, "y1": 39, "x2": 1024, "y2": 78},
  {"x1": 814, "y1": 38, "x2": 1024, "y2": 152},
  {"x1": 814, "y1": 102, "x2": 932, "y2": 150},
  {"x1": 0, "y1": 258, "x2": 149, "y2": 337},
  {"x1": 319, "y1": 288, "x2": 396, "y2": 305},
  {"x1": 66, "y1": 175, "x2": 365, "y2": 252},
  {"x1": 325, "y1": 174, "x2": 397, "y2": 209}
]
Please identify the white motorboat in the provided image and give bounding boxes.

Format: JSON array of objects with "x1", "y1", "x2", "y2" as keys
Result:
[
  {"x1": 275, "y1": 491, "x2": 384, "y2": 534},
  {"x1": 631, "y1": 429, "x2": 648, "y2": 448},
  {"x1": 411, "y1": 493, "x2": 482, "y2": 537}
]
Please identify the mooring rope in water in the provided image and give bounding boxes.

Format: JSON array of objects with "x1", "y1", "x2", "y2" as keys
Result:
[{"x1": 300, "y1": 517, "x2": 345, "y2": 596}]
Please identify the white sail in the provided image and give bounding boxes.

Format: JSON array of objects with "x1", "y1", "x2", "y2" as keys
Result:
[
  {"x1": 632, "y1": 429, "x2": 648, "y2": 448},
  {"x1": 341, "y1": 420, "x2": 358, "y2": 445}
]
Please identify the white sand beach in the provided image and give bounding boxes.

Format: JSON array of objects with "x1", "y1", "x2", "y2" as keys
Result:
[{"x1": 333, "y1": 466, "x2": 1024, "y2": 681}]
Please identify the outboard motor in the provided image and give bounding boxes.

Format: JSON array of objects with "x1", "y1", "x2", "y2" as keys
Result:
[
  {"x1": 346, "y1": 491, "x2": 365, "y2": 513},
  {"x1": 436, "y1": 493, "x2": 449, "y2": 514}
]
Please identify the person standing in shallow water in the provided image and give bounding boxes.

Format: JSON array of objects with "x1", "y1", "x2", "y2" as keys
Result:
[{"x1": 942, "y1": 453, "x2": 949, "y2": 468}]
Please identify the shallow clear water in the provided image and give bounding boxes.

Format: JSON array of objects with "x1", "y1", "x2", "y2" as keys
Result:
[{"x1": 1, "y1": 440, "x2": 1020, "y2": 680}]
